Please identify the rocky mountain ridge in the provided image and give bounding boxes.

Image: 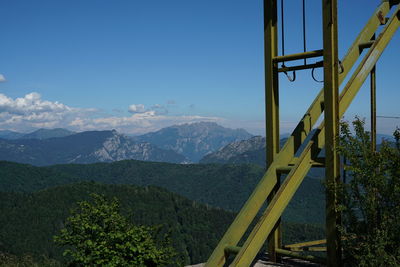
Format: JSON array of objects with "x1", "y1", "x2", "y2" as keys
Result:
[
  {"x1": 200, "y1": 136, "x2": 265, "y2": 164},
  {"x1": 0, "y1": 130, "x2": 187, "y2": 166}
]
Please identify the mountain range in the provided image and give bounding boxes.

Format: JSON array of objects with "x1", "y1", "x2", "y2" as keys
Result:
[
  {"x1": 1, "y1": 123, "x2": 393, "y2": 167},
  {"x1": 198, "y1": 132, "x2": 397, "y2": 178},
  {"x1": 0, "y1": 122, "x2": 253, "y2": 165},
  {"x1": 0, "y1": 130, "x2": 187, "y2": 165},
  {"x1": 199, "y1": 136, "x2": 326, "y2": 179},
  {"x1": 0, "y1": 128, "x2": 74, "y2": 140}
]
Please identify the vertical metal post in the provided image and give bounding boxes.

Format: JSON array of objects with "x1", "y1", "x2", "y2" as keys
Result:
[
  {"x1": 265, "y1": 0, "x2": 281, "y2": 262},
  {"x1": 371, "y1": 65, "x2": 376, "y2": 151},
  {"x1": 323, "y1": 0, "x2": 342, "y2": 266}
]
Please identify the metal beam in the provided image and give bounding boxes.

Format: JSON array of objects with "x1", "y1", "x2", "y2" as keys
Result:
[
  {"x1": 323, "y1": 0, "x2": 342, "y2": 266},
  {"x1": 264, "y1": 0, "x2": 281, "y2": 262}
]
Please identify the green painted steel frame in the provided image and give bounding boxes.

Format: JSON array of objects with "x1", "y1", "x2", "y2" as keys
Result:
[
  {"x1": 264, "y1": 0, "x2": 281, "y2": 262},
  {"x1": 205, "y1": 1, "x2": 399, "y2": 266},
  {"x1": 322, "y1": 0, "x2": 342, "y2": 265}
]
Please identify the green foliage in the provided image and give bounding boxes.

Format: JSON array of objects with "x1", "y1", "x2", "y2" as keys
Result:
[
  {"x1": 338, "y1": 118, "x2": 400, "y2": 266},
  {"x1": 54, "y1": 193, "x2": 175, "y2": 266}
]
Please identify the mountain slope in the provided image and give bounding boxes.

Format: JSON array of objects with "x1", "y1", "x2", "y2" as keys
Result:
[
  {"x1": 0, "y1": 130, "x2": 24, "y2": 140},
  {"x1": 134, "y1": 122, "x2": 253, "y2": 162},
  {"x1": 0, "y1": 130, "x2": 187, "y2": 166},
  {"x1": 200, "y1": 136, "x2": 266, "y2": 165},
  {"x1": 20, "y1": 128, "x2": 74, "y2": 140}
]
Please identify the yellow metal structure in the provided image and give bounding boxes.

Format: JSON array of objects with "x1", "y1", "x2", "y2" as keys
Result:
[
  {"x1": 323, "y1": 0, "x2": 341, "y2": 265},
  {"x1": 264, "y1": 0, "x2": 281, "y2": 262},
  {"x1": 205, "y1": 0, "x2": 400, "y2": 266}
]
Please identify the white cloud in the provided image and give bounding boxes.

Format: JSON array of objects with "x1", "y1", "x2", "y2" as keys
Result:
[
  {"x1": 0, "y1": 74, "x2": 5, "y2": 82},
  {"x1": 0, "y1": 92, "x2": 72, "y2": 115},
  {"x1": 70, "y1": 112, "x2": 222, "y2": 135},
  {"x1": 0, "y1": 92, "x2": 94, "y2": 132},
  {"x1": 128, "y1": 104, "x2": 145, "y2": 113}
]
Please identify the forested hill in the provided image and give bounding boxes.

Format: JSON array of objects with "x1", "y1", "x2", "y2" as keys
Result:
[
  {"x1": 0, "y1": 160, "x2": 262, "y2": 212},
  {"x1": 0, "y1": 160, "x2": 325, "y2": 225}
]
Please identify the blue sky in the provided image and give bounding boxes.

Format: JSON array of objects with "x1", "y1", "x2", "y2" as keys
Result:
[{"x1": 0, "y1": 0, "x2": 399, "y2": 135}]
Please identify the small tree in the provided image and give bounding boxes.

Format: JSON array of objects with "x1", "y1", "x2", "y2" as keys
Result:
[
  {"x1": 338, "y1": 118, "x2": 400, "y2": 266},
  {"x1": 54, "y1": 194, "x2": 176, "y2": 266}
]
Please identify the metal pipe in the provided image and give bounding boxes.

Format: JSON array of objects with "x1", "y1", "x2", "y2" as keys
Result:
[
  {"x1": 359, "y1": 40, "x2": 375, "y2": 50},
  {"x1": 370, "y1": 34, "x2": 377, "y2": 151},
  {"x1": 278, "y1": 62, "x2": 323, "y2": 73},
  {"x1": 371, "y1": 65, "x2": 376, "y2": 151},
  {"x1": 273, "y1": 49, "x2": 323, "y2": 63},
  {"x1": 284, "y1": 239, "x2": 326, "y2": 248},
  {"x1": 224, "y1": 245, "x2": 241, "y2": 255},
  {"x1": 275, "y1": 248, "x2": 326, "y2": 264}
]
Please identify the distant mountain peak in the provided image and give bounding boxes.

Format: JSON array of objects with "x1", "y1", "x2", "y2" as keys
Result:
[{"x1": 133, "y1": 121, "x2": 253, "y2": 162}]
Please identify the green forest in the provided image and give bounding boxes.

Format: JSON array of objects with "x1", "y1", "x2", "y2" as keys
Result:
[
  {"x1": 0, "y1": 160, "x2": 326, "y2": 225},
  {"x1": 0, "y1": 181, "x2": 324, "y2": 265}
]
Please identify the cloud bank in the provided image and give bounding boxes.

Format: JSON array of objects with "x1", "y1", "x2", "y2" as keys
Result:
[{"x1": 0, "y1": 92, "x2": 223, "y2": 134}]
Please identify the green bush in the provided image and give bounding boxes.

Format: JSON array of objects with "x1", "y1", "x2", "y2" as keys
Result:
[
  {"x1": 338, "y1": 118, "x2": 400, "y2": 266},
  {"x1": 54, "y1": 193, "x2": 176, "y2": 266}
]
